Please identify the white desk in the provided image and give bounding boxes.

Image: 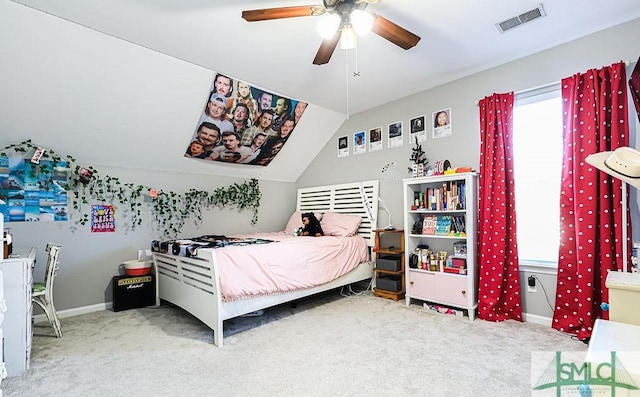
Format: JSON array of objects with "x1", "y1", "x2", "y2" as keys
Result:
[{"x1": 0, "y1": 247, "x2": 35, "y2": 377}]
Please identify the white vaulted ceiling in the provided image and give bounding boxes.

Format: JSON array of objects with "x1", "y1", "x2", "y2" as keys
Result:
[
  {"x1": 2, "y1": 0, "x2": 640, "y2": 181},
  {"x1": 11, "y1": 0, "x2": 640, "y2": 114}
]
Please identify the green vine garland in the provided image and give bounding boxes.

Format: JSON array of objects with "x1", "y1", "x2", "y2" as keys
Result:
[{"x1": 0, "y1": 140, "x2": 261, "y2": 236}]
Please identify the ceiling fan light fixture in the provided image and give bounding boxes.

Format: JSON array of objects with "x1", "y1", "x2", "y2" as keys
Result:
[
  {"x1": 350, "y1": 9, "x2": 374, "y2": 35},
  {"x1": 318, "y1": 13, "x2": 341, "y2": 39},
  {"x1": 340, "y1": 25, "x2": 357, "y2": 49}
]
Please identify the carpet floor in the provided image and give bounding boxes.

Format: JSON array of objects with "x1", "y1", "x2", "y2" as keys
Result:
[{"x1": 2, "y1": 289, "x2": 585, "y2": 396}]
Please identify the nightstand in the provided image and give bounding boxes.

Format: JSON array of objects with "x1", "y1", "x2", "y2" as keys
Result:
[{"x1": 373, "y1": 229, "x2": 405, "y2": 301}]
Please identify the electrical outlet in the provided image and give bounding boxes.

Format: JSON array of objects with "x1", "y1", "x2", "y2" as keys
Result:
[{"x1": 527, "y1": 276, "x2": 537, "y2": 293}]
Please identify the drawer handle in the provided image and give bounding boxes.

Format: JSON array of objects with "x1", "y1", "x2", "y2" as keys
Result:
[
  {"x1": 461, "y1": 290, "x2": 466, "y2": 295},
  {"x1": 410, "y1": 281, "x2": 414, "y2": 286}
]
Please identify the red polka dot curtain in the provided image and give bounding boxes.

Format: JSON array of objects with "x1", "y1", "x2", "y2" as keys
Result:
[
  {"x1": 630, "y1": 58, "x2": 640, "y2": 123},
  {"x1": 477, "y1": 92, "x2": 523, "y2": 322},
  {"x1": 552, "y1": 61, "x2": 630, "y2": 341}
]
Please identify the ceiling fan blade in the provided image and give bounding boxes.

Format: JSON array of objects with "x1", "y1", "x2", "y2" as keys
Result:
[
  {"x1": 312, "y1": 32, "x2": 340, "y2": 65},
  {"x1": 242, "y1": 6, "x2": 319, "y2": 22},
  {"x1": 371, "y1": 14, "x2": 421, "y2": 50}
]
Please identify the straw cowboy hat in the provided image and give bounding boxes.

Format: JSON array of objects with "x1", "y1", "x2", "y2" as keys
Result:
[{"x1": 586, "y1": 146, "x2": 640, "y2": 189}]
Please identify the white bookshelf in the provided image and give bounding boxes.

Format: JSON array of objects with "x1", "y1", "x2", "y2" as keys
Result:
[{"x1": 403, "y1": 172, "x2": 478, "y2": 319}]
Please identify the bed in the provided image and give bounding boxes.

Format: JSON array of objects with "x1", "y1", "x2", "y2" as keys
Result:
[{"x1": 152, "y1": 180, "x2": 379, "y2": 346}]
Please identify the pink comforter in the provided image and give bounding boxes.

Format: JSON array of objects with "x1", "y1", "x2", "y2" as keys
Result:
[{"x1": 211, "y1": 232, "x2": 370, "y2": 302}]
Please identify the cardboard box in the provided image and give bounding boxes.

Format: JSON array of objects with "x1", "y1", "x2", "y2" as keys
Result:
[{"x1": 451, "y1": 256, "x2": 467, "y2": 269}]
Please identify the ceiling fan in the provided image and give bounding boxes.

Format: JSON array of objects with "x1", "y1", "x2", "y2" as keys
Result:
[{"x1": 242, "y1": 0, "x2": 421, "y2": 65}]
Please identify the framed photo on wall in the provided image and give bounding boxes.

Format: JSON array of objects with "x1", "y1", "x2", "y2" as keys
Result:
[
  {"x1": 432, "y1": 108, "x2": 452, "y2": 139},
  {"x1": 338, "y1": 135, "x2": 349, "y2": 158},
  {"x1": 353, "y1": 131, "x2": 366, "y2": 155},
  {"x1": 410, "y1": 115, "x2": 427, "y2": 143},
  {"x1": 369, "y1": 127, "x2": 382, "y2": 152},
  {"x1": 388, "y1": 121, "x2": 403, "y2": 148}
]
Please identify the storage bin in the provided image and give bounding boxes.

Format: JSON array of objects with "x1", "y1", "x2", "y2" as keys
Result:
[
  {"x1": 376, "y1": 276, "x2": 402, "y2": 292},
  {"x1": 376, "y1": 256, "x2": 401, "y2": 271}
]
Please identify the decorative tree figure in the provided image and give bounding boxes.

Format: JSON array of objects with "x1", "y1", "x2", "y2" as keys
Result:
[{"x1": 408, "y1": 137, "x2": 428, "y2": 174}]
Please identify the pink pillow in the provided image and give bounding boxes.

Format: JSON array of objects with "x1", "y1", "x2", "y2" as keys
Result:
[
  {"x1": 284, "y1": 211, "x2": 323, "y2": 234},
  {"x1": 320, "y1": 212, "x2": 362, "y2": 237}
]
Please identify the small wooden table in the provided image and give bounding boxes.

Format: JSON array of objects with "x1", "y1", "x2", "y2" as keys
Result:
[{"x1": 373, "y1": 229, "x2": 405, "y2": 301}]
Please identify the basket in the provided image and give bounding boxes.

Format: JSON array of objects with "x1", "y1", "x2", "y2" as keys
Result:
[{"x1": 122, "y1": 260, "x2": 152, "y2": 276}]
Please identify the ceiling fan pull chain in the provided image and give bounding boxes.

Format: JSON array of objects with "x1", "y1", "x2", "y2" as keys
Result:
[
  {"x1": 345, "y1": 52, "x2": 350, "y2": 119},
  {"x1": 354, "y1": 45, "x2": 359, "y2": 76}
]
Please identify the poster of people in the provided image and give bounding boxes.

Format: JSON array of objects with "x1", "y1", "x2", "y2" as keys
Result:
[
  {"x1": 353, "y1": 131, "x2": 366, "y2": 155},
  {"x1": 185, "y1": 72, "x2": 308, "y2": 166},
  {"x1": 337, "y1": 136, "x2": 349, "y2": 158},
  {"x1": 432, "y1": 108, "x2": 452, "y2": 139},
  {"x1": 410, "y1": 115, "x2": 427, "y2": 143},
  {"x1": 388, "y1": 121, "x2": 404, "y2": 148},
  {"x1": 369, "y1": 127, "x2": 382, "y2": 152},
  {"x1": 91, "y1": 204, "x2": 115, "y2": 233},
  {"x1": 0, "y1": 155, "x2": 68, "y2": 223}
]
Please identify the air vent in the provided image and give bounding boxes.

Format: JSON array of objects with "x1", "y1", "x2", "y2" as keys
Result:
[{"x1": 496, "y1": 3, "x2": 546, "y2": 33}]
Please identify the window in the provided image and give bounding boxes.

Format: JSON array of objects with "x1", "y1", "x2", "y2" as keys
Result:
[{"x1": 513, "y1": 85, "x2": 562, "y2": 267}]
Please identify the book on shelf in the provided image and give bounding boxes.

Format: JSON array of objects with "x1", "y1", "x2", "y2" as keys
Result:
[
  {"x1": 435, "y1": 215, "x2": 452, "y2": 235},
  {"x1": 449, "y1": 215, "x2": 466, "y2": 236},
  {"x1": 422, "y1": 215, "x2": 438, "y2": 234},
  {"x1": 416, "y1": 180, "x2": 467, "y2": 211}
]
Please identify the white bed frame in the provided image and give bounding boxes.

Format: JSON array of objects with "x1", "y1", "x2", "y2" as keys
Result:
[{"x1": 152, "y1": 180, "x2": 379, "y2": 346}]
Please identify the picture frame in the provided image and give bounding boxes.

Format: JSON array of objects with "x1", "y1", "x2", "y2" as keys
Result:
[
  {"x1": 432, "y1": 108, "x2": 452, "y2": 139},
  {"x1": 337, "y1": 136, "x2": 349, "y2": 158},
  {"x1": 410, "y1": 115, "x2": 427, "y2": 142},
  {"x1": 388, "y1": 121, "x2": 403, "y2": 148},
  {"x1": 369, "y1": 127, "x2": 382, "y2": 152},
  {"x1": 353, "y1": 131, "x2": 366, "y2": 155}
]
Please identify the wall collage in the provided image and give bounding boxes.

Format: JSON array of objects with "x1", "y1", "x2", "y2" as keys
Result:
[{"x1": 337, "y1": 107, "x2": 451, "y2": 158}]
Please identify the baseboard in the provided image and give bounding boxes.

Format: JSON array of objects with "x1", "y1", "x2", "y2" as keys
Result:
[
  {"x1": 33, "y1": 302, "x2": 113, "y2": 324},
  {"x1": 522, "y1": 312, "x2": 552, "y2": 327},
  {"x1": 33, "y1": 303, "x2": 553, "y2": 329}
]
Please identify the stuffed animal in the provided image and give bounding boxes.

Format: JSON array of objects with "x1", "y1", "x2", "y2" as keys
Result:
[{"x1": 301, "y1": 212, "x2": 324, "y2": 237}]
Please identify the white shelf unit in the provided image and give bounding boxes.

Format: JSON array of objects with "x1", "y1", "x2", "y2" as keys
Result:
[
  {"x1": 0, "y1": 247, "x2": 35, "y2": 377},
  {"x1": 403, "y1": 173, "x2": 478, "y2": 320},
  {"x1": 0, "y1": 269, "x2": 6, "y2": 389}
]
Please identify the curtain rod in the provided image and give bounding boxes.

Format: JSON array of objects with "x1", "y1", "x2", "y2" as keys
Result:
[{"x1": 475, "y1": 60, "x2": 631, "y2": 105}]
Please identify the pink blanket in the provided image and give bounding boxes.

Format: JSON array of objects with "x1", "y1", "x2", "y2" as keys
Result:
[{"x1": 211, "y1": 232, "x2": 370, "y2": 302}]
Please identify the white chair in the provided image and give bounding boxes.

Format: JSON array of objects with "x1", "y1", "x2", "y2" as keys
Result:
[{"x1": 32, "y1": 244, "x2": 62, "y2": 338}]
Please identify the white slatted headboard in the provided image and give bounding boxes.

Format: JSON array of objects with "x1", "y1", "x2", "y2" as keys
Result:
[{"x1": 297, "y1": 180, "x2": 379, "y2": 246}]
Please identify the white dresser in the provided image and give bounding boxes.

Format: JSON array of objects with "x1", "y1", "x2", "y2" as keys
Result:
[
  {"x1": 0, "y1": 269, "x2": 6, "y2": 393},
  {"x1": 0, "y1": 247, "x2": 35, "y2": 378}
]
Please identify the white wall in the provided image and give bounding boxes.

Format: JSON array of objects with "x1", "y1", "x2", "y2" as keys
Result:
[
  {"x1": 3, "y1": 164, "x2": 296, "y2": 311},
  {"x1": 0, "y1": 0, "x2": 345, "y2": 184},
  {"x1": 2, "y1": 0, "x2": 639, "y2": 318},
  {"x1": 0, "y1": 1, "x2": 302, "y2": 311},
  {"x1": 298, "y1": 17, "x2": 640, "y2": 319}
]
